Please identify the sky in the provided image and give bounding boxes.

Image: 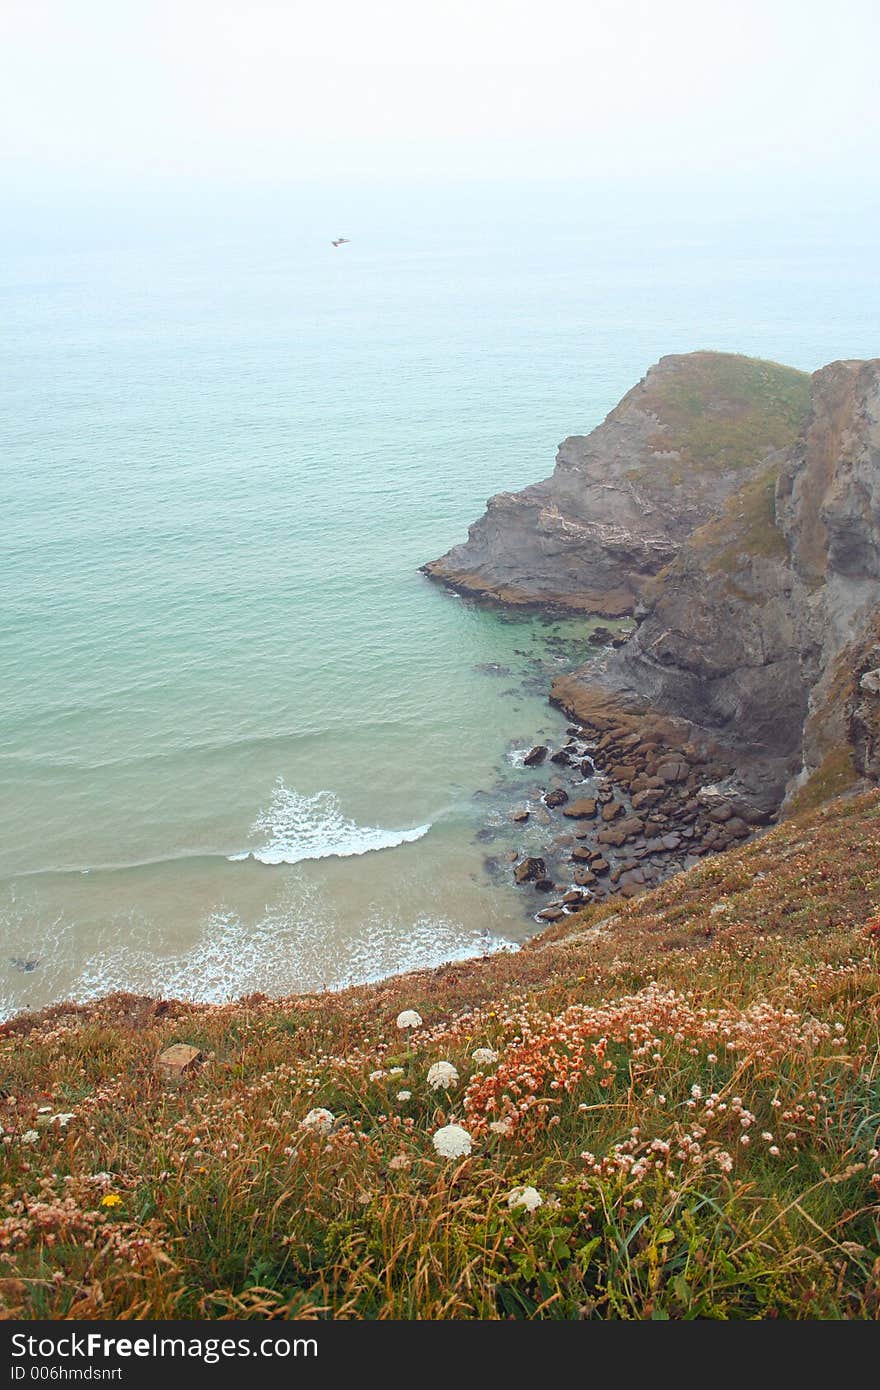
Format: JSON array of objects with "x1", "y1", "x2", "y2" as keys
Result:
[{"x1": 1, "y1": 0, "x2": 879, "y2": 192}]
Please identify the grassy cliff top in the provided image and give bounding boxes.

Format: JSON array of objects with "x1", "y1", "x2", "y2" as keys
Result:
[
  {"x1": 2, "y1": 788, "x2": 879, "y2": 1319},
  {"x1": 615, "y1": 351, "x2": 812, "y2": 480}
]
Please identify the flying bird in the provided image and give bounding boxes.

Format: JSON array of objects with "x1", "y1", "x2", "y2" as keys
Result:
[{"x1": 331, "y1": 237, "x2": 351, "y2": 247}]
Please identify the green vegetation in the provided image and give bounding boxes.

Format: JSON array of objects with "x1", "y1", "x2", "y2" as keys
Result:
[
  {"x1": 638, "y1": 352, "x2": 812, "y2": 477},
  {"x1": 2, "y1": 791, "x2": 879, "y2": 1320},
  {"x1": 786, "y1": 746, "x2": 861, "y2": 818}
]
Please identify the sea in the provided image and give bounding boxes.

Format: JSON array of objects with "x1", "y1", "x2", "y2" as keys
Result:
[{"x1": 2, "y1": 175, "x2": 878, "y2": 1018}]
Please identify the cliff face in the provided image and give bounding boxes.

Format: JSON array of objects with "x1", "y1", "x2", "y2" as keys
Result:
[
  {"x1": 561, "y1": 357, "x2": 880, "y2": 813},
  {"x1": 425, "y1": 351, "x2": 880, "y2": 820},
  {"x1": 423, "y1": 352, "x2": 812, "y2": 617}
]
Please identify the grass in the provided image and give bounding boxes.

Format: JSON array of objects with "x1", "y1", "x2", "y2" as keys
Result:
[
  {"x1": 622, "y1": 353, "x2": 812, "y2": 479},
  {"x1": 1, "y1": 790, "x2": 879, "y2": 1320}
]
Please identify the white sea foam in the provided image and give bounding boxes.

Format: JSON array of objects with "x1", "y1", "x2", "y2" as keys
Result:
[
  {"x1": 0, "y1": 884, "x2": 517, "y2": 1021},
  {"x1": 231, "y1": 782, "x2": 431, "y2": 866}
]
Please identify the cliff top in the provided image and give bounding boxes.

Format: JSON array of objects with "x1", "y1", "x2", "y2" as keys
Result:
[{"x1": 609, "y1": 350, "x2": 812, "y2": 480}]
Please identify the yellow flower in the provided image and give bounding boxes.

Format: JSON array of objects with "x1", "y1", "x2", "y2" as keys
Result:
[{"x1": 100, "y1": 1193, "x2": 123, "y2": 1209}]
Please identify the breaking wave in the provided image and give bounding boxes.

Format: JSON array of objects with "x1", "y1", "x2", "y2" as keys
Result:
[{"x1": 231, "y1": 782, "x2": 431, "y2": 866}]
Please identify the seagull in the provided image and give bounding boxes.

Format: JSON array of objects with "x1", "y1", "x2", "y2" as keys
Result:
[{"x1": 331, "y1": 237, "x2": 350, "y2": 247}]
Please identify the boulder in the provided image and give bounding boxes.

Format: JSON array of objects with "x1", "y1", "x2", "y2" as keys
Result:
[
  {"x1": 155, "y1": 1044, "x2": 202, "y2": 1082},
  {"x1": 562, "y1": 797, "x2": 598, "y2": 819},
  {"x1": 523, "y1": 745, "x2": 549, "y2": 766},
  {"x1": 513, "y1": 856, "x2": 545, "y2": 884},
  {"x1": 543, "y1": 787, "x2": 569, "y2": 808}
]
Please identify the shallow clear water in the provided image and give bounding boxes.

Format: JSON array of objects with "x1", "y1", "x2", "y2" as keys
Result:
[{"x1": 2, "y1": 179, "x2": 878, "y2": 1016}]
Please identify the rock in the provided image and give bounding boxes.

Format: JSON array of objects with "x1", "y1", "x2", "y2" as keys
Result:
[
  {"x1": 726, "y1": 817, "x2": 751, "y2": 839},
  {"x1": 631, "y1": 788, "x2": 664, "y2": 809},
  {"x1": 596, "y1": 815, "x2": 644, "y2": 847},
  {"x1": 549, "y1": 748, "x2": 571, "y2": 765},
  {"x1": 600, "y1": 800, "x2": 624, "y2": 822},
  {"x1": 513, "y1": 856, "x2": 545, "y2": 884},
  {"x1": 571, "y1": 846, "x2": 594, "y2": 862},
  {"x1": 562, "y1": 890, "x2": 588, "y2": 904},
  {"x1": 543, "y1": 787, "x2": 569, "y2": 808},
  {"x1": 588, "y1": 626, "x2": 614, "y2": 646},
  {"x1": 661, "y1": 832, "x2": 682, "y2": 850},
  {"x1": 155, "y1": 1044, "x2": 202, "y2": 1081},
  {"x1": 503, "y1": 850, "x2": 519, "y2": 863},
  {"x1": 537, "y1": 906, "x2": 566, "y2": 922},
  {"x1": 534, "y1": 878, "x2": 556, "y2": 893},
  {"x1": 510, "y1": 808, "x2": 530, "y2": 823},
  {"x1": 572, "y1": 869, "x2": 596, "y2": 886},
  {"x1": 562, "y1": 797, "x2": 598, "y2": 819},
  {"x1": 656, "y1": 759, "x2": 690, "y2": 784},
  {"x1": 523, "y1": 745, "x2": 549, "y2": 766},
  {"x1": 591, "y1": 857, "x2": 610, "y2": 874}
]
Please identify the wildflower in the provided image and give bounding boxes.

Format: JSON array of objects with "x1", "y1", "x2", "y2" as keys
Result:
[
  {"x1": 769, "y1": 1146, "x2": 780, "y2": 1156},
  {"x1": 707, "y1": 1054, "x2": 717, "y2": 1064},
  {"x1": 489, "y1": 1118, "x2": 514, "y2": 1136},
  {"x1": 51, "y1": 1113, "x2": 75, "y2": 1127},
  {"x1": 690, "y1": 1084, "x2": 702, "y2": 1100},
  {"x1": 100, "y1": 1194, "x2": 123, "y2": 1209},
  {"x1": 368, "y1": 1070, "x2": 387, "y2": 1082},
  {"x1": 427, "y1": 1061, "x2": 459, "y2": 1091},
  {"x1": 299, "y1": 1108, "x2": 335, "y2": 1135},
  {"x1": 471, "y1": 1048, "x2": 499, "y2": 1065},
  {"x1": 388, "y1": 1154, "x2": 411, "y2": 1171},
  {"x1": 388, "y1": 1067, "x2": 405, "y2": 1076},
  {"x1": 761, "y1": 1132, "x2": 774, "y2": 1142},
  {"x1": 740, "y1": 1134, "x2": 750, "y2": 1146},
  {"x1": 432, "y1": 1124, "x2": 473, "y2": 1159},
  {"x1": 397, "y1": 1091, "x2": 412, "y2": 1102},
  {"x1": 396, "y1": 1010, "x2": 423, "y2": 1030},
  {"x1": 507, "y1": 1185, "x2": 542, "y2": 1212},
  {"x1": 20, "y1": 1130, "x2": 39, "y2": 1145}
]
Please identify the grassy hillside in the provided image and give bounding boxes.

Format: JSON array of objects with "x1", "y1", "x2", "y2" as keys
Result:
[
  {"x1": 2, "y1": 791, "x2": 879, "y2": 1320},
  {"x1": 619, "y1": 352, "x2": 812, "y2": 482}
]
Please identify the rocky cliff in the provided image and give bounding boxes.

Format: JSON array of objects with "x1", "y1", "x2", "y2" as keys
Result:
[
  {"x1": 426, "y1": 351, "x2": 880, "y2": 821},
  {"x1": 423, "y1": 352, "x2": 812, "y2": 616},
  {"x1": 593, "y1": 357, "x2": 880, "y2": 813}
]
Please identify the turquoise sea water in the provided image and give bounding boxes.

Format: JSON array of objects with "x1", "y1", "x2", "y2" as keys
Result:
[{"x1": 2, "y1": 179, "x2": 878, "y2": 1017}]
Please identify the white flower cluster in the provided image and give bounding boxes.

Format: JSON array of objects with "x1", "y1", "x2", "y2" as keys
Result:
[
  {"x1": 507, "y1": 1186, "x2": 543, "y2": 1212},
  {"x1": 396, "y1": 1010, "x2": 423, "y2": 1030},
  {"x1": 432, "y1": 1124, "x2": 473, "y2": 1159},
  {"x1": 427, "y1": 1061, "x2": 459, "y2": 1091},
  {"x1": 299, "y1": 1108, "x2": 335, "y2": 1135},
  {"x1": 471, "y1": 1048, "x2": 499, "y2": 1065}
]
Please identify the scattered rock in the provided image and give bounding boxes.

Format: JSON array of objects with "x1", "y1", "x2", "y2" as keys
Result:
[
  {"x1": 513, "y1": 856, "x2": 546, "y2": 884},
  {"x1": 562, "y1": 797, "x2": 598, "y2": 819},
  {"x1": 523, "y1": 745, "x2": 549, "y2": 766},
  {"x1": 155, "y1": 1044, "x2": 202, "y2": 1082},
  {"x1": 543, "y1": 787, "x2": 569, "y2": 808},
  {"x1": 510, "y1": 808, "x2": 530, "y2": 823}
]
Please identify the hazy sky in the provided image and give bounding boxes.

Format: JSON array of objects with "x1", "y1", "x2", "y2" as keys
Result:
[{"x1": 1, "y1": 0, "x2": 878, "y2": 188}]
